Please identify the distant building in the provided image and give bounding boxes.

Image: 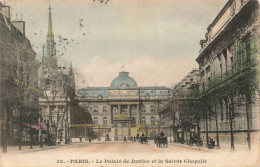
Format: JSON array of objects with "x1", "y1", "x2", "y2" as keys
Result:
[
  {"x1": 0, "y1": 4, "x2": 40, "y2": 147},
  {"x1": 77, "y1": 71, "x2": 172, "y2": 141},
  {"x1": 159, "y1": 69, "x2": 200, "y2": 143},
  {"x1": 38, "y1": 6, "x2": 74, "y2": 145}
]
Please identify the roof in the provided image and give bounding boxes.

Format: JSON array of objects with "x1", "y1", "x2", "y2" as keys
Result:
[{"x1": 111, "y1": 72, "x2": 137, "y2": 88}]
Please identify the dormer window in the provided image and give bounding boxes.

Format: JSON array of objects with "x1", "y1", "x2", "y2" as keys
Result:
[{"x1": 93, "y1": 106, "x2": 98, "y2": 113}]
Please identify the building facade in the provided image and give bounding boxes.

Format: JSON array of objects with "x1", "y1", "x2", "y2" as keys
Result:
[
  {"x1": 0, "y1": 4, "x2": 40, "y2": 148},
  {"x1": 38, "y1": 6, "x2": 73, "y2": 145},
  {"x1": 77, "y1": 71, "x2": 172, "y2": 141},
  {"x1": 159, "y1": 69, "x2": 200, "y2": 143},
  {"x1": 196, "y1": 0, "x2": 259, "y2": 148}
]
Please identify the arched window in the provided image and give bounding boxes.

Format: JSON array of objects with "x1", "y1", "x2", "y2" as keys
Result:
[
  {"x1": 94, "y1": 117, "x2": 98, "y2": 125},
  {"x1": 151, "y1": 117, "x2": 155, "y2": 124},
  {"x1": 103, "y1": 117, "x2": 107, "y2": 125},
  {"x1": 141, "y1": 117, "x2": 146, "y2": 124}
]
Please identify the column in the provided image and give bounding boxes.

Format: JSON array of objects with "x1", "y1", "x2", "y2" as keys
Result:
[
  {"x1": 108, "y1": 105, "x2": 112, "y2": 124},
  {"x1": 118, "y1": 105, "x2": 121, "y2": 114},
  {"x1": 127, "y1": 105, "x2": 130, "y2": 117},
  {"x1": 137, "y1": 104, "x2": 141, "y2": 124},
  {"x1": 226, "y1": 47, "x2": 231, "y2": 72},
  {"x1": 221, "y1": 52, "x2": 226, "y2": 75}
]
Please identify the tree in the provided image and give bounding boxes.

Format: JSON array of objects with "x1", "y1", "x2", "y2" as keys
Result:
[{"x1": 18, "y1": 106, "x2": 41, "y2": 149}]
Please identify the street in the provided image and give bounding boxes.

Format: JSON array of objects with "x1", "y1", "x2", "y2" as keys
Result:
[
  {"x1": 1, "y1": 141, "x2": 259, "y2": 167},
  {"x1": 47, "y1": 141, "x2": 205, "y2": 153}
]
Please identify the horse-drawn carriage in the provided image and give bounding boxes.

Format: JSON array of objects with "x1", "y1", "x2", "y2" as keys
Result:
[
  {"x1": 155, "y1": 136, "x2": 168, "y2": 147},
  {"x1": 139, "y1": 136, "x2": 148, "y2": 144}
]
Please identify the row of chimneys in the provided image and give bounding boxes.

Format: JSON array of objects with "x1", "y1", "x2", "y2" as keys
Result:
[{"x1": 0, "y1": 5, "x2": 25, "y2": 35}]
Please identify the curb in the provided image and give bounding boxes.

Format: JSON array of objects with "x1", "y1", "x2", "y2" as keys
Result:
[{"x1": 2, "y1": 142, "x2": 86, "y2": 155}]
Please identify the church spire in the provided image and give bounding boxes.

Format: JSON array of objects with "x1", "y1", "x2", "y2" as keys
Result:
[
  {"x1": 44, "y1": 5, "x2": 57, "y2": 67},
  {"x1": 47, "y1": 5, "x2": 54, "y2": 39}
]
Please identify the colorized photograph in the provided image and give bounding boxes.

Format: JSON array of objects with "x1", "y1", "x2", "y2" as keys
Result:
[{"x1": 0, "y1": 0, "x2": 259, "y2": 166}]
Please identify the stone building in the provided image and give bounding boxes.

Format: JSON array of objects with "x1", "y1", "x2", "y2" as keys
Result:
[
  {"x1": 0, "y1": 4, "x2": 40, "y2": 148},
  {"x1": 77, "y1": 71, "x2": 172, "y2": 141},
  {"x1": 196, "y1": 0, "x2": 259, "y2": 148},
  {"x1": 159, "y1": 69, "x2": 200, "y2": 143},
  {"x1": 38, "y1": 6, "x2": 74, "y2": 145}
]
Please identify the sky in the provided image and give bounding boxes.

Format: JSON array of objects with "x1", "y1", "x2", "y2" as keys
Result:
[{"x1": 3, "y1": 0, "x2": 227, "y2": 89}]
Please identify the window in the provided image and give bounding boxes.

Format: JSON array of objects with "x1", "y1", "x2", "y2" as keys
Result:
[
  {"x1": 141, "y1": 117, "x2": 146, "y2": 124},
  {"x1": 206, "y1": 66, "x2": 210, "y2": 73},
  {"x1": 103, "y1": 117, "x2": 107, "y2": 125},
  {"x1": 94, "y1": 117, "x2": 98, "y2": 125},
  {"x1": 131, "y1": 106, "x2": 137, "y2": 113},
  {"x1": 131, "y1": 117, "x2": 136, "y2": 124},
  {"x1": 121, "y1": 108, "x2": 127, "y2": 114},
  {"x1": 150, "y1": 106, "x2": 156, "y2": 112},
  {"x1": 223, "y1": 50, "x2": 228, "y2": 75},
  {"x1": 151, "y1": 117, "x2": 155, "y2": 124},
  {"x1": 142, "y1": 105, "x2": 146, "y2": 112},
  {"x1": 13, "y1": 109, "x2": 19, "y2": 117},
  {"x1": 112, "y1": 106, "x2": 118, "y2": 113},
  {"x1": 230, "y1": 1, "x2": 236, "y2": 16},
  {"x1": 103, "y1": 106, "x2": 108, "y2": 112},
  {"x1": 93, "y1": 106, "x2": 98, "y2": 113}
]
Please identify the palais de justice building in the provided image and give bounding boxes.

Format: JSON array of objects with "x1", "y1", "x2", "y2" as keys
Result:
[{"x1": 77, "y1": 71, "x2": 172, "y2": 141}]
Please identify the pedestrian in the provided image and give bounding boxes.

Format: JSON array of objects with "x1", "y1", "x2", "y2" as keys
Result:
[
  {"x1": 89, "y1": 137, "x2": 91, "y2": 143},
  {"x1": 124, "y1": 136, "x2": 127, "y2": 143}
]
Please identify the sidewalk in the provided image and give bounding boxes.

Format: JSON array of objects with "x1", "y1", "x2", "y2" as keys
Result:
[
  {"x1": 169, "y1": 141, "x2": 259, "y2": 152},
  {"x1": 0, "y1": 142, "x2": 85, "y2": 155}
]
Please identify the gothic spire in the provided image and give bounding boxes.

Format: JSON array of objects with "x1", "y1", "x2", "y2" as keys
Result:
[
  {"x1": 47, "y1": 5, "x2": 54, "y2": 39},
  {"x1": 45, "y1": 5, "x2": 57, "y2": 67}
]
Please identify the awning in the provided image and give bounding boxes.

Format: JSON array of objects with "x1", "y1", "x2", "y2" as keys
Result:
[{"x1": 23, "y1": 123, "x2": 47, "y2": 131}]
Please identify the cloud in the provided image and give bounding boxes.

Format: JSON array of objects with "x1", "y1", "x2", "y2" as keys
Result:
[{"x1": 76, "y1": 55, "x2": 198, "y2": 89}]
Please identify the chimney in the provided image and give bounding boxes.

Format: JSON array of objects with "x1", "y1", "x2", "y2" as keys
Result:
[
  {"x1": 0, "y1": 6, "x2": 10, "y2": 19},
  {"x1": 11, "y1": 21, "x2": 25, "y2": 35}
]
